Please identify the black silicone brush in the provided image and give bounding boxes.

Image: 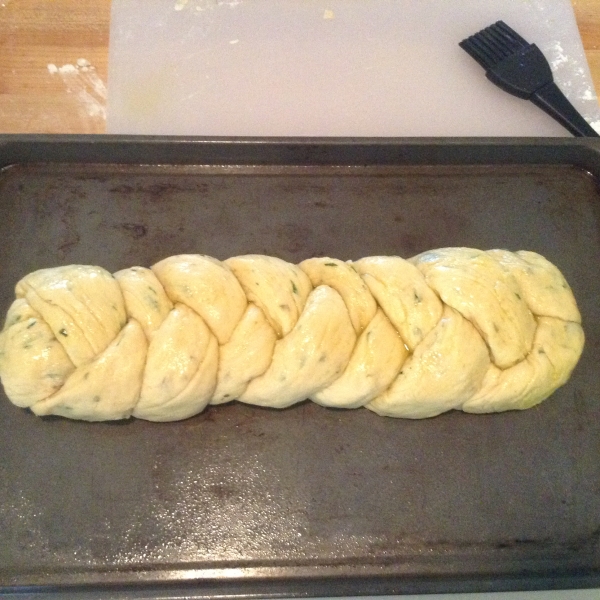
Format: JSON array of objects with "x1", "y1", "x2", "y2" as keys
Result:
[{"x1": 460, "y1": 20, "x2": 599, "y2": 137}]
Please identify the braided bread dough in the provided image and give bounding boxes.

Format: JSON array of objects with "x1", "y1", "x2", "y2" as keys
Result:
[{"x1": 0, "y1": 249, "x2": 584, "y2": 421}]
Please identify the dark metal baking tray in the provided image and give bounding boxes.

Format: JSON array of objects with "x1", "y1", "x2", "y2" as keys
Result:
[{"x1": 0, "y1": 136, "x2": 599, "y2": 598}]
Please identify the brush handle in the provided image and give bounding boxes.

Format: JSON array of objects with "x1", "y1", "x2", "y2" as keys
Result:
[{"x1": 531, "y1": 82, "x2": 599, "y2": 137}]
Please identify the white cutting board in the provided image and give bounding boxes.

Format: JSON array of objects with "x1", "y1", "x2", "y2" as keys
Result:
[{"x1": 106, "y1": 0, "x2": 600, "y2": 136}]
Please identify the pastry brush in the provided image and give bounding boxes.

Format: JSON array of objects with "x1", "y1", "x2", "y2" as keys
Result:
[{"x1": 459, "y1": 20, "x2": 599, "y2": 137}]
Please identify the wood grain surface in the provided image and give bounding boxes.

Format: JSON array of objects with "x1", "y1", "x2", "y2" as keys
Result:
[
  {"x1": 0, "y1": 0, "x2": 598, "y2": 134},
  {"x1": 573, "y1": 0, "x2": 600, "y2": 91},
  {"x1": 0, "y1": 0, "x2": 110, "y2": 133}
]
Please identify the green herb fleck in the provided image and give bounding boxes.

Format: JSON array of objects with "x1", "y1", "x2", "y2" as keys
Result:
[
  {"x1": 59, "y1": 328, "x2": 68, "y2": 337},
  {"x1": 146, "y1": 296, "x2": 159, "y2": 311},
  {"x1": 291, "y1": 281, "x2": 298, "y2": 294},
  {"x1": 515, "y1": 292, "x2": 521, "y2": 300},
  {"x1": 27, "y1": 320, "x2": 37, "y2": 329},
  {"x1": 324, "y1": 262, "x2": 337, "y2": 267}
]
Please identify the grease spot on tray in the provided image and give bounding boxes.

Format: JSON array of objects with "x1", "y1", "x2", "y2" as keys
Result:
[
  {"x1": 276, "y1": 223, "x2": 312, "y2": 255},
  {"x1": 119, "y1": 223, "x2": 148, "y2": 239},
  {"x1": 116, "y1": 447, "x2": 309, "y2": 564}
]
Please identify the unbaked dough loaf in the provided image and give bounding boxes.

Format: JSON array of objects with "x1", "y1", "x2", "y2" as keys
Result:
[{"x1": 0, "y1": 249, "x2": 584, "y2": 421}]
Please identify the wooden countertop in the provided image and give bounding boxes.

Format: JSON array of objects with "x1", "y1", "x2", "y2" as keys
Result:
[{"x1": 0, "y1": 0, "x2": 598, "y2": 134}]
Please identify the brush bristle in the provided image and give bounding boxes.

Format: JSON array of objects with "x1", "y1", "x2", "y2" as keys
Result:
[{"x1": 460, "y1": 20, "x2": 530, "y2": 70}]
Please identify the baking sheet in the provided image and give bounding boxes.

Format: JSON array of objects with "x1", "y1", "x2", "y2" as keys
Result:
[{"x1": 0, "y1": 137, "x2": 599, "y2": 597}]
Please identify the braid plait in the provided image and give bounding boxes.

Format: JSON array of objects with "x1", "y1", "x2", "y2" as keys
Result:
[{"x1": 0, "y1": 248, "x2": 584, "y2": 421}]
